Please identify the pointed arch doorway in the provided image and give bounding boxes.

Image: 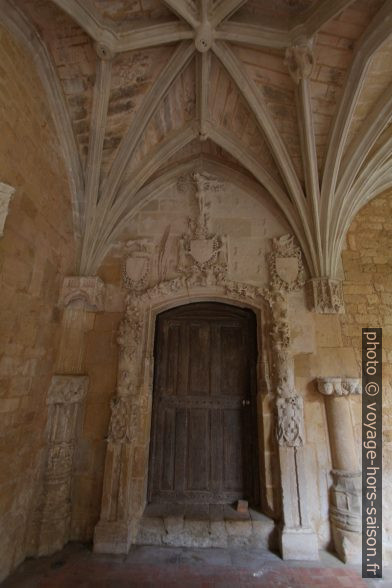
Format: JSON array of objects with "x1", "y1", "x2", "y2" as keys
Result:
[{"x1": 147, "y1": 301, "x2": 260, "y2": 507}]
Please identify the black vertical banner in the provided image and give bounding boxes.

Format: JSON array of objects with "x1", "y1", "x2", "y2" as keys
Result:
[{"x1": 362, "y1": 328, "x2": 382, "y2": 579}]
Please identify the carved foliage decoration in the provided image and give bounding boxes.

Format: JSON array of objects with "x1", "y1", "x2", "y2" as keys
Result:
[
  {"x1": 306, "y1": 278, "x2": 344, "y2": 314},
  {"x1": 268, "y1": 234, "x2": 305, "y2": 293},
  {"x1": 48, "y1": 375, "x2": 88, "y2": 404},
  {"x1": 59, "y1": 276, "x2": 105, "y2": 311},
  {"x1": 108, "y1": 396, "x2": 133, "y2": 444},
  {"x1": 265, "y1": 288, "x2": 291, "y2": 349},
  {"x1": 276, "y1": 395, "x2": 304, "y2": 447}
]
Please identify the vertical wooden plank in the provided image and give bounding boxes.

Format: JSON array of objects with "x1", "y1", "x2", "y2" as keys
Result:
[
  {"x1": 188, "y1": 322, "x2": 211, "y2": 396},
  {"x1": 223, "y1": 408, "x2": 243, "y2": 491},
  {"x1": 187, "y1": 408, "x2": 210, "y2": 491},
  {"x1": 174, "y1": 408, "x2": 188, "y2": 494},
  {"x1": 160, "y1": 408, "x2": 176, "y2": 491}
]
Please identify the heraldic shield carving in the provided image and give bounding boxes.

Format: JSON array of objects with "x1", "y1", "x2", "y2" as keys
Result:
[
  {"x1": 268, "y1": 234, "x2": 305, "y2": 292},
  {"x1": 122, "y1": 239, "x2": 154, "y2": 292},
  {"x1": 177, "y1": 171, "x2": 228, "y2": 277}
]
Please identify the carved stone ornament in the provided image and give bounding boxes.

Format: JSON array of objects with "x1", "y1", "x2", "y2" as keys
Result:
[
  {"x1": 108, "y1": 396, "x2": 133, "y2": 444},
  {"x1": 122, "y1": 239, "x2": 154, "y2": 292},
  {"x1": 268, "y1": 234, "x2": 305, "y2": 293},
  {"x1": 47, "y1": 375, "x2": 88, "y2": 405},
  {"x1": 306, "y1": 277, "x2": 344, "y2": 314},
  {"x1": 177, "y1": 172, "x2": 228, "y2": 279},
  {"x1": 0, "y1": 181, "x2": 15, "y2": 237},
  {"x1": 59, "y1": 276, "x2": 105, "y2": 311},
  {"x1": 330, "y1": 470, "x2": 361, "y2": 533},
  {"x1": 317, "y1": 377, "x2": 361, "y2": 397},
  {"x1": 284, "y1": 41, "x2": 314, "y2": 84},
  {"x1": 276, "y1": 395, "x2": 304, "y2": 447},
  {"x1": 265, "y1": 288, "x2": 291, "y2": 349}
]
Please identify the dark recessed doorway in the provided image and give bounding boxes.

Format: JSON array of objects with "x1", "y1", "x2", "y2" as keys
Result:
[{"x1": 148, "y1": 302, "x2": 259, "y2": 507}]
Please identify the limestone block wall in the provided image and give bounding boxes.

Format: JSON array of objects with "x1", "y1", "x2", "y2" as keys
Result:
[
  {"x1": 0, "y1": 26, "x2": 75, "y2": 580},
  {"x1": 340, "y1": 191, "x2": 392, "y2": 561},
  {"x1": 292, "y1": 189, "x2": 392, "y2": 559}
]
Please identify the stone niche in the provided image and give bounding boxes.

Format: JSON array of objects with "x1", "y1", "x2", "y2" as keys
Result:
[{"x1": 90, "y1": 169, "x2": 318, "y2": 559}]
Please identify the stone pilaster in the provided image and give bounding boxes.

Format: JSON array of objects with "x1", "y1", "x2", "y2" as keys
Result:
[
  {"x1": 94, "y1": 299, "x2": 146, "y2": 553},
  {"x1": 317, "y1": 377, "x2": 361, "y2": 563},
  {"x1": 37, "y1": 375, "x2": 88, "y2": 555},
  {"x1": 33, "y1": 276, "x2": 104, "y2": 555},
  {"x1": 306, "y1": 278, "x2": 344, "y2": 314},
  {"x1": 268, "y1": 289, "x2": 319, "y2": 560}
]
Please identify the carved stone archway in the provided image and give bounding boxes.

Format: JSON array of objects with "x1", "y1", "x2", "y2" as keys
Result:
[
  {"x1": 93, "y1": 273, "x2": 274, "y2": 552},
  {"x1": 93, "y1": 270, "x2": 318, "y2": 560},
  {"x1": 93, "y1": 173, "x2": 318, "y2": 559}
]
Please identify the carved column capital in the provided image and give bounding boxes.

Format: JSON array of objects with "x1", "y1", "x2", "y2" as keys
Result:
[
  {"x1": 306, "y1": 277, "x2": 344, "y2": 314},
  {"x1": 0, "y1": 181, "x2": 15, "y2": 237},
  {"x1": 59, "y1": 276, "x2": 105, "y2": 311},
  {"x1": 47, "y1": 375, "x2": 89, "y2": 404},
  {"x1": 317, "y1": 377, "x2": 361, "y2": 397},
  {"x1": 284, "y1": 40, "x2": 314, "y2": 84}
]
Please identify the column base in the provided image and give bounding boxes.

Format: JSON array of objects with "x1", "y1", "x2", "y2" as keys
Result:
[
  {"x1": 280, "y1": 528, "x2": 319, "y2": 560},
  {"x1": 332, "y1": 526, "x2": 362, "y2": 564},
  {"x1": 93, "y1": 520, "x2": 136, "y2": 554}
]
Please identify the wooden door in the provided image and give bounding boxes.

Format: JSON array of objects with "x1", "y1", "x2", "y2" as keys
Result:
[{"x1": 148, "y1": 302, "x2": 259, "y2": 505}]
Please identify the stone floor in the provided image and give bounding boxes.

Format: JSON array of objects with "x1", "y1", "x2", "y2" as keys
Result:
[{"x1": 3, "y1": 542, "x2": 392, "y2": 588}]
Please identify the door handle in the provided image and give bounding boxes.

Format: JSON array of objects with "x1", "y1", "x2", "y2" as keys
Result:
[{"x1": 242, "y1": 399, "x2": 250, "y2": 406}]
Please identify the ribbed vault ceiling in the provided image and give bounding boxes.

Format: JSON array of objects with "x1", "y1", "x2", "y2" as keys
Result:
[{"x1": 1, "y1": 0, "x2": 392, "y2": 278}]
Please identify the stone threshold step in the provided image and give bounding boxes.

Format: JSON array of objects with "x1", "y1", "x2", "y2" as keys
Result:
[{"x1": 136, "y1": 507, "x2": 278, "y2": 549}]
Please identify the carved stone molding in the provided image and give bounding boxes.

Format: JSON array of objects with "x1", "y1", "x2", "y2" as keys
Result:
[
  {"x1": 317, "y1": 377, "x2": 361, "y2": 397},
  {"x1": 284, "y1": 40, "x2": 314, "y2": 84},
  {"x1": 268, "y1": 234, "x2": 305, "y2": 293},
  {"x1": 47, "y1": 375, "x2": 88, "y2": 404},
  {"x1": 122, "y1": 239, "x2": 154, "y2": 292},
  {"x1": 266, "y1": 288, "x2": 291, "y2": 349},
  {"x1": 330, "y1": 470, "x2": 361, "y2": 533},
  {"x1": 0, "y1": 181, "x2": 15, "y2": 237},
  {"x1": 107, "y1": 396, "x2": 133, "y2": 444},
  {"x1": 59, "y1": 276, "x2": 105, "y2": 311},
  {"x1": 37, "y1": 374, "x2": 89, "y2": 556},
  {"x1": 276, "y1": 395, "x2": 304, "y2": 447},
  {"x1": 306, "y1": 278, "x2": 344, "y2": 314}
]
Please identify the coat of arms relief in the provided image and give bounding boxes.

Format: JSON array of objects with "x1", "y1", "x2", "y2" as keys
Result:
[
  {"x1": 122, "y1": 171, "x2": 229, "y2": 292},
  {"x1": 177, "y1": 171, "x2": 228, "y2": 280}
]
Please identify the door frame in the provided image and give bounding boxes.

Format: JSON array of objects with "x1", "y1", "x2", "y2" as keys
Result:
[{"x1": 94, "y1": 280, "x2": 281, "y2": 554}]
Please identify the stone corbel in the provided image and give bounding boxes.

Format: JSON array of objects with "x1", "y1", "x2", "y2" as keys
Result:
[
  {"x1": 317, "y1": 377, "x2": 361, "y2": 563},
  {"x1": 59, "y1": 276, "x2": 105, "y2": 312},
  {"x1": 306, "y1": 278, "x2": 344, "y2": 314},
  {"x1": 284, "y1": 37, "x2": 314, "y2": 84},
  {"x1": 0, "y1": 181, "x2": 15, "y2": 237}
]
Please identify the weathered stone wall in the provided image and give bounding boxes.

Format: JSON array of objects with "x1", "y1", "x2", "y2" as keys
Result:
[
  {"x1": 0, "y1": 26, "x2": 75, "y2": 580},
  {"x1": 340, "y1": 190, "x2": 392, "y2": 561}
]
